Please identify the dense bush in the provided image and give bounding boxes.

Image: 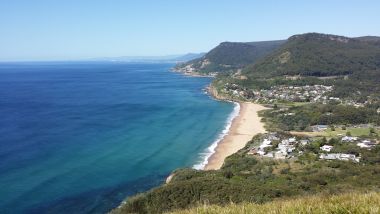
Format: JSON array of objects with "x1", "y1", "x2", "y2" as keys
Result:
[
  {"x1": 113, "y1": 143, "x2": 380, "y2": 213},
  {"x1": 262, "y1": 103, "x2": 380, "y2": 131}
]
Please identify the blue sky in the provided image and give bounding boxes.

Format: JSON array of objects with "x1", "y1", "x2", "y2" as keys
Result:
[{"x1": 1, "y1": 0, "x2": 379, "y2": 61}]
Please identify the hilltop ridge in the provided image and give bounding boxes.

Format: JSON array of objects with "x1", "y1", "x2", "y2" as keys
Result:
[
  {"x1": 245, "y1": 33, "x2": 380, "y2": 77},
  {"x1": 174, "y1": 40, "x2": 285, "y2": 75}
]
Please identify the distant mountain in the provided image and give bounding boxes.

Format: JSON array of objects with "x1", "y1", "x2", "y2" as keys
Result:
[
  {"x1": 175, "y1": 40, "x2": 286, "y2": 74},
  {"x1": 245, "y1": 33, "x2": 380, "y2": 77},
  {"x1": 91, "y1": 53, "x2": 205, "y2": 63},
  {"x1": 172, "y1": 53, "x2": 206, "y2": 62}
]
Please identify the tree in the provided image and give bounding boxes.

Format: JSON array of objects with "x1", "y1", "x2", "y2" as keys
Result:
[
  {"x1": 321, "y1": 137, "x2": 327, "y2": 145},
  {"x1": 370, "y1": 127, "x2": 375, "y2": 134},
  {"x1": 328, "y1": 138, "x2": 338, "y2": 145}
]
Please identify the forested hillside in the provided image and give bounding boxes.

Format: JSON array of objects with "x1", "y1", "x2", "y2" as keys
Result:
[
  {"x1": 174, "y1": 40, "x2": 285, "y2": 74},
  {"x1": 244, "y1": 33, "x2": 380, "y2": 77}
]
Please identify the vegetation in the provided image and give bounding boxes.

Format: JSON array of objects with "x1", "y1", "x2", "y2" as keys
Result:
[
  {"x1": 113, "y1": 33, "x2": 380, "y2": 213},
  {"x1": 169, "y1": 192, "x2": 380, "y2": 214},
  {"x1": 209, "y1": 33, "x2": 380, "y2": 102},
  {"x1": 244, "y1": 33, "x2": 380, "y2": 77},
  {"x1": 112, "y1": 134, "x2": 380, "y2": 213},
  {"x1": 175, "y1": 40, "x2": 285, "y2": 74},
  {"x1": 322, "y1": 127, "x2": 380, "y2": 138},
  {"x1": 262, "y1": 103, "x2": 380, "y2": 131}
]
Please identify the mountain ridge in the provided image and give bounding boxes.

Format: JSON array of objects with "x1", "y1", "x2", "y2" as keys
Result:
[
  {"x1": 244, "y1": 33, "x2": 380, "y2": 77},
  {"x1": 89, "y1": 53, "x2": 205, "y2": 63},
  {"x1": 174, "y1": 40, "x2": 286, "y2": 74}
]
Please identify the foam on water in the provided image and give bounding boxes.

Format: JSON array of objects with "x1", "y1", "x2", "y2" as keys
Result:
[{"x1": 193, "y1": 102, "x2": 240, "y2": 170}]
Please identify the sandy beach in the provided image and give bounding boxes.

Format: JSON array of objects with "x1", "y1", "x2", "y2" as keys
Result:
[{"x1": 204, "y1": 102, "x2": 268, "y2": 170}]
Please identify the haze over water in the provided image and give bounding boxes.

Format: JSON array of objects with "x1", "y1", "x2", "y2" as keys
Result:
[{"x1": 0, "y1": 62, "x2": 234, "y2": 213}]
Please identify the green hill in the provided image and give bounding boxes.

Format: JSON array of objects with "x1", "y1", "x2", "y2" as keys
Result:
[
  {"x1": 174, "y1": 40, "x2": 285, "y2": 74},
  {"x1": 244, "y1": 33, "x2": 380, "y2": 77},
  {"x1": 169, "y1": 192, "x2": 380, "y2": 214}
]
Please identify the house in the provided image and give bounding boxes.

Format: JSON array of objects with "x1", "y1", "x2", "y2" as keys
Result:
[
  {"x1": 341, "y1": 136, "x2": 358, "y2": 142},
  {"x1": 288, "y1": 137, "x2": 297, "y2": 144},
  {"x1": 319, "y1": 153, "x2": 339, "y2": 160},
  {"x1": 319, "y1": 153, "x2": 360, "y2": 162},
  {"x1": 320, "y1": 145, "x2": 333, "y2": 152},
  {"x1": 312, "y1": 125, "x2": 328, "y2": 132},
  {"x1": 247, "y1": 148, "x2": 258, "y2": 155},
  {"x1": 257, "y1": 149, "x2": 266, "y2": 156},
  {"x1": 259, "y1": 139, "x2": 272, "y2": 150},
  {"x1": 267, "y1": 133, "x2": 280, "y2": 141},
  {"x1": 264, "y1": 152, "x2": 274, "y2": 158},
  {"x1": 274, "y1": 150, "x2": 287, "y2": 159},
  {"x1": 357, "y1": 140, "x2": 376, "y2": 149},
  {"x1": 300, "y1": 139, "x2": 309, "y2": 146}
]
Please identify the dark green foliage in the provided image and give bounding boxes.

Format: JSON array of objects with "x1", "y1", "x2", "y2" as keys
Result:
[
  {"x1": 263, "y1": 103, "x2": 380, "y2": 131},
  {"x1": 370, "y1": 128, "x2": 376, "y2": 134},
  {"x1": 205, "y1": 41, "x2": 286, "y2": 66},
  {"x1": 360, "y1": 146, "x2": 380, "y2": 165},
  {"x1": 116, "y1": 144, "x2": 380, "y2": 213},
  {"x1": 245, "y1": 33, "x2": 380, "y2": 77},
  {"x1": 176, "y1": 40, "x2": 285, "y2": 74}
]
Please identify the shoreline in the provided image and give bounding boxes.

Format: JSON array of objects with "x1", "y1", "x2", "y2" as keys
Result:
[
  {"x1": 204, "y1": 102, "x2": 268, "y2": 170},
  {"x1": 192, "y1": 102, "x2": 240, "y2": 170},
  {"x1": 193, "y1": 84, "x2": 268, "y2": 170},
  {"x1": 173, "y1": 71, "x2": 268, "y2": 172}
]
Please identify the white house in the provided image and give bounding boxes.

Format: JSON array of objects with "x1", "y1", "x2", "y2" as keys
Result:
[
  {"x1": 288, "y1": 137, "x2": 297, "y2": 144},
  {"x1": 319, "y1": 153, "x2": 360, "y2": 162},
  {"x1": 357, "y1": 140, "x2": 376, "y2": 149},
  {"x1": 341, "y1": 136, "x2": 358, "y2": 142},
  {"x1": 300, "y1": 140, "x2": 309, "y2": 146},
  {"x1": 257, "y1": 150, "x2": 266, "y2": 156},
  {"x1": 259, "y1": 139, "x2": 272, "y2": 150},
  {"x1": 274, "y1": 150, "x2": 287, "y2": 159},
  {"x1": 320, "y1": 145, "x2": 333, "y2": 152},
  {"x1": 312, "y1": 125, "x2": 328, "y2": 132}
]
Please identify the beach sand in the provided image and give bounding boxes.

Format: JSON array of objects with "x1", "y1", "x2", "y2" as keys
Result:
[{"x1": 204, "y1": 102, "x2": 268, "y2": 170}]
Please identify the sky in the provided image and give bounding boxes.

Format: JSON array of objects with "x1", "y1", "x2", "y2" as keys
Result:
[{"x1": 0, "y1": 0, "x2": 380, "y2": 61}]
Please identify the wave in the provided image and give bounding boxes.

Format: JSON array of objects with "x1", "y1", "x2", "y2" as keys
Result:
[{"x1": 192, "y1": 102, "x2": 240, "y2": 170}]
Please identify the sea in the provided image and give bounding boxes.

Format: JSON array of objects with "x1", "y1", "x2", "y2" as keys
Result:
[{"x1": 0, "y1": 62, "x2": 236, "y2": 213}]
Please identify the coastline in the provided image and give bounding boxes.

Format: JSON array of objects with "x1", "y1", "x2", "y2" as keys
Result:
[
  {"x1": 193, "y1": 83, "x2": 268, "y2": 170},
  {"x1": 192, "y1": 102, "x2": 240, "y2": 170},
  {"x1": 170, "y1": 71, "x2": 268, "y2": 172},
  {"x1": 204, "y1": 102, "x2": 268, "y2": 170}
]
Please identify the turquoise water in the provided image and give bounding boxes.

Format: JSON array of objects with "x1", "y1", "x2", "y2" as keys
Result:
[{"x1": 0, "y1": 62, "x2": 234, "y2": 213}]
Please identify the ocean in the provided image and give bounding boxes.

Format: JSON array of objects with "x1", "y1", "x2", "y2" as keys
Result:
[{"x1": 0, "y1": 62, "x2": 235, "y2": 213}]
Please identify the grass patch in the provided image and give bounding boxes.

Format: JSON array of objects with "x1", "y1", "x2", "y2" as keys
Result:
[
  {"x1": 324, "y1": 127, "x2": 380, "y2": 137},
  {"x1": 292, "y1": 127, "x2": 380, "y2": 138},
  {"x1": 169, "y1": 192, "x2": 380, "y2": 214}
]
